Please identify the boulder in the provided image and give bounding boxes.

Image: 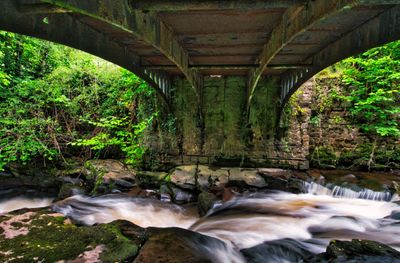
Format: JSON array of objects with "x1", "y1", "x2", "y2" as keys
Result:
[
  {"x1": 135, "y1": 171, "x2": 167, "y2": 188},
  {"x1": 82, "y1": 160, "x2": 137, "y2": 194},
  {"x1": 197, "y1": 191, "x2": 218, "y2": 216},
  {"x1": 241, "y1": 238, "x2": 314, "y2": 263},
  {"x1": 127, "y1": 186, "x2": 158, "y2": 199},
  {"x1": 257, "y1": 168, "x2": 289, "y2": 179},
  {"x1": 389, "y1": 211, "x2": 400, "y2": 220},
  {"x1": 229, "y1": 168, "x2": 267, "y2": 188},
  {"x1": 310, "y1": 239, "x2": 400, "y2": 262},
  {"x1": 86, "y1": 159, "x2": 136, "y2": 182},
  {"x1": 160, "y1": 183, "x2": 197, "y2": 204},
  {"x1": 197, "y1": 165, "x2": 229, "y2": 189},
  {"x1": 134, "y1": 227, "x2": 244, "y2": 263},
  {"x1": 169, "y1": 165, "x2": 197, "y2": 190},
  {"x1": 57, "y1": 183, "x2": 85, "y2": 200}
]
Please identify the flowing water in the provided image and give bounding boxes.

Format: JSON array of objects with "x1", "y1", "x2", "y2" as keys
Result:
[
  {"x1": 0, "y1": 189, "x2": 54, "y2": 214},
  {"x1": 1, "y1": 183, "x2": 400, "y2": 262}
]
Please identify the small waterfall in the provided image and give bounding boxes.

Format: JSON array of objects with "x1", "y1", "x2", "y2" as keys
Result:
[{"x1": 303, "y1": 181, "x2": 393, "y2": 201}]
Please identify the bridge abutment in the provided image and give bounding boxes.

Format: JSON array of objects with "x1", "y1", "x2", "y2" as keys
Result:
[{"x1": 144, "y1": 76, "x2": 310, "y2": 169}]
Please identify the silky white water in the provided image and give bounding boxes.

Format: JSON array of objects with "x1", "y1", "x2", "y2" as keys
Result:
[
  {"x1": 0, "y1": 197, "x2": 53, "y2": 214},
  {"x1": 52, "y1": 194, "x2": 198, "y2": 228}
]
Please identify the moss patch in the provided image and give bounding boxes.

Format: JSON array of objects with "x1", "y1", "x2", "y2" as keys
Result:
[{"x1": 0, "y1": 209, "x2": 140, "y2": 263}]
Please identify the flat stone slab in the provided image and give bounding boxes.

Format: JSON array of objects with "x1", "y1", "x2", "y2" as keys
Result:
[
  {"x1": 169, "y1": 165, "x2": 197, "y2": 190},
  {"x1": 229, "y1": 168, "x2": 267, "y2": 188}
]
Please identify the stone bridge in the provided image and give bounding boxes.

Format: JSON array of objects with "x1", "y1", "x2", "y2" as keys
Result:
[{"x1": 1, "y1": 0, "x2": 400, "y2": 167}]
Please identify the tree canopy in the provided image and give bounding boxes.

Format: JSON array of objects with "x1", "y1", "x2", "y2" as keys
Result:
[
  {"x1": 0, "y1": 32, "x2": 156, "y2": 170},
  {"x1": 341, "y1": 41, "x2": 400, "y2": 138}
]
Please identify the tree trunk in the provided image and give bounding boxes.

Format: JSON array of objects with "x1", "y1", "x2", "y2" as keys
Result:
[{"x1": 367, "y1": 138, "x2": 377, "y2": 172}]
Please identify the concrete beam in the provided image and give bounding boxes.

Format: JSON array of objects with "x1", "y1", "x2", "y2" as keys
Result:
[
  {"x1": 141, "y1": 64, "x2": 309, "y2": 70},
  {"x1": 129, "y1": 0, "x2": 306, "y2": 11},
  {"x1": 40, "y1": 0, "x2": 202, "y2": 100},
  {"x1": 247, "y1": 0, "x2": 361, "y2": 111},
  {"x1": 280, "y1": 4, "x2": 400, "y2": 108}
]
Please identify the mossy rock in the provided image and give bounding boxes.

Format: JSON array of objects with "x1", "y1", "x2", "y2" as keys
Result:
[
  {"x1": 135, "y1": 171, "x2": 168, "y2": 188},
  {"x1": 0, "y1": 209, "x2": 144, "y2": 263},
  {"x1": 310, "y1": 239, "x2": 400, "y2": 262}
]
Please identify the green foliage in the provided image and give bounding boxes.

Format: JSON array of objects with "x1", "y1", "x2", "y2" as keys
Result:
[
  {"x1": 73, "y1": 116, "x2": 154, "y2": 165},
  {"x1": 340, "y1": 41, "x2": 400, "y2": 138},
  {"x1": 0, "y1": 31, "x2": 156, "y2": 170}
]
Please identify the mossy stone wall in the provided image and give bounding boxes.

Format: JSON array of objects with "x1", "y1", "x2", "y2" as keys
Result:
[{"x1": 144, "y1": 75, "x2": 308, "y2": 168}]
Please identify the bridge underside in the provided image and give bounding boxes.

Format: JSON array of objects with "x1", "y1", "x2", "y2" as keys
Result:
[{"x1": 1, "y1": 0, "x2": 400, "y2": 166}]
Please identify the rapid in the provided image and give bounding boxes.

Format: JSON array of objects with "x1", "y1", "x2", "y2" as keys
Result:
[{"x1": 1, "y1": 182, "x2": 400, "y2": 262}]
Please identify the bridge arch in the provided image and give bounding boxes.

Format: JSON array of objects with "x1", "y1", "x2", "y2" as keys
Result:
[
  {"x1": 279, "y1": 4, "x2": 400, "y2": 113},
  {"x1": 0, "y1": 0, "x2": 191, "y2": 110}
]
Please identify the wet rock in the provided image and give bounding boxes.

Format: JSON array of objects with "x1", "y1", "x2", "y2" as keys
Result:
[
  {"x1": 258, "y1": 168, "x2": 289, "y2": 179},
  {"x1": 169, "y1": 165, "x2": 197, "y2": 190},
  {"x1": 307, "y1": 170, "x2": 324, "y2": 181},
  {"x1": 197, "y1": 165, "x2": 229, "y2": 189},
  {"x1": 57, "y1": 183, "x2": 85, "y2": 200},
  {"x1": 229, "y1": 168, "x2": 267, "y2": 188},
  {"x1": 287, "y1": 177, "x2": 306, "y2": 193},
  {"x1": 111, "y1": 220, "x2": 148, "y2": 246},
  {"x1": 127, "y1": 186, "x2": 158, "y2": 199},
  {"x1": 80, "y1": 160, "x2": 137, "y2": 194},
  {"x1": 222, "y1": 187, "x2": 237, "y2": 202},
  {"x1": 112, "y1": 178, "x2": 134, "y2": 189},
  {"x1": 310, "y1": 239, "x2": 400, "y2": 262},
  {"x1": 135, "y1": 171, "x2": 167, "y2": 188},
  {"x1": 0, "y1": 174, "x2": 60, "y2": 196},
  {"x1": 391, "y1": 181, "x2": 400, "y2": 196},
  {"x1": 389, "y1": 211, "x2": 400, "y2": 220},
  {"x1": 172, "y1": 187, "x2": 196, "y2": 204},
  {"x1": 241, "y1": 238, "x2": 315, "y2": 263},
  {"x1": 197, "y1": 192, "x2": 218, "y2": 217},
  {"x1": 58, "y1": 176, "x2": 83, "y2": 185},
  {"x1": 261, "y1": 175, "x2": 288, "y2": 191},
  {"x1": 7, "y1": 163, "x2": 57, "y2": 179},
  {"x1": 134, "y1": 227, "x2": 243, "y2": 263},
  {"x1": 86, "y1": 159, "x2": 135, "y2": 183},
  {"x1": 160, "y1": 183, "x2": 196, "y2": 204}
]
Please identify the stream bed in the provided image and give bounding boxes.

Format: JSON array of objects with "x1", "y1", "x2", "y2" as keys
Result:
[{"x1": 1, "y1": 181, "x2": 400, "y2": 262}]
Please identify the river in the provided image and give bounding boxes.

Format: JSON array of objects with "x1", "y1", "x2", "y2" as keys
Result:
[{"x1": 0, "y1": 181, "x2": 399, "y2": 262}]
